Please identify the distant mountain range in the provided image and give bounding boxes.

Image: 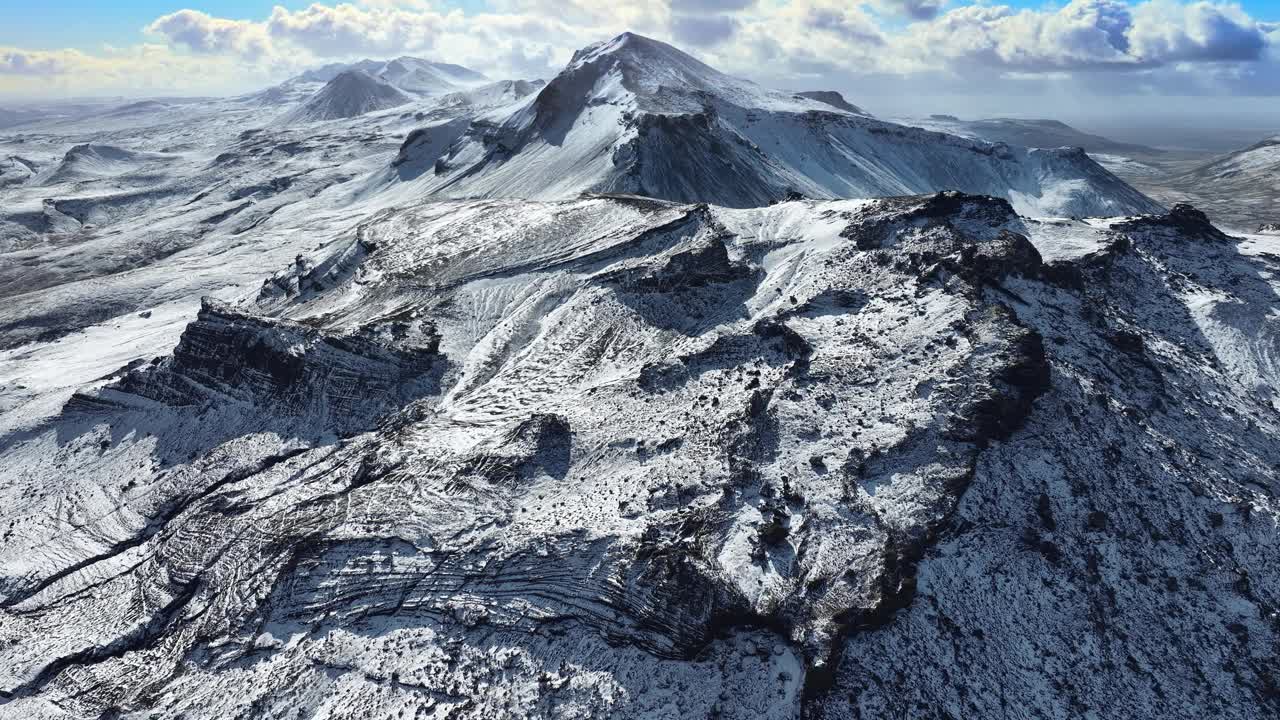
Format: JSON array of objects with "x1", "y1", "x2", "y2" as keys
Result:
[
  {"x1": 1165, "y1": 134, "x2": 1280, "y2": 229},
  {"x1": 907, "y1": 115, "x2": 1163, "y2": 156},
  {"x1": 374, "y1": 33, "x2": 1160, "y2": 217},
  {"x1": 297, "y1": 57, "x2": 488, "y2": 91}
]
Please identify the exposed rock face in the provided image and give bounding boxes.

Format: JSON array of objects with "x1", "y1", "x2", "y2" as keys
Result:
[
  {"x1": 65, "y1": 299, "x2": 444, "y2": 437},
  {"x1": 0, "y1": 195, "x2": 1276, "y2": 719},
  {"x1": 1259, "y1": 222, "x2": 1280, "y2": 234},
  {"x1": 816, "y1": 203, "x2": 1280, "y2": 719}
]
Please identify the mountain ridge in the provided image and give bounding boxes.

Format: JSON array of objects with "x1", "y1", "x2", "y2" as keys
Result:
[
  {"x1": 378, "y1": 32, "x2": 1162, "y2": 217},
  {"x1": 281, "y1": 70, "x2": 413, "y2": 123}
]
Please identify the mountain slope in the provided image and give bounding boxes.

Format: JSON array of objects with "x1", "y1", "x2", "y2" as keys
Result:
[
  {"x1": 381, "y1": 33, "x2": 1161, "y2": 217},
  {"x1": 282, "y1": 70, "x2": 412, "y2": 123},
  {"x1": 1166, "y1": 136, "x2": 1280, "y2": 228},
  {"x1": 0, "y1": 194, "x2": 1275, "y2": 719},
  {"x1": 910, "y1": 115, "x2": 1162, "y2": 156},
  {"x1": 795, "y1": 91, "x2": 869, "y2": 116}
]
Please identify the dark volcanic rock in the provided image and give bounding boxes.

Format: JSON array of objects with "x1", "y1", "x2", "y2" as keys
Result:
[{"x1": 70, "y1": 298, "x2": 443, "y2": 436}]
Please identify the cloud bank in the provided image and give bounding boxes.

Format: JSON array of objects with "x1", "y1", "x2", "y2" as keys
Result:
[{"x1": 0, "y1": 0, "x2": 1275, "y2": 106}]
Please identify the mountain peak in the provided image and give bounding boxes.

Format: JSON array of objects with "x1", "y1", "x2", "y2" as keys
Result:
[
  {"x1": 283, "y1": 69, "x2": 410, "y2": 123},
  {"x1": 537, "y1": 30, "x2": 773, "y2": 118},
  {"x1": 568, "y1": 31, "x2": 721, "y2": 84}
]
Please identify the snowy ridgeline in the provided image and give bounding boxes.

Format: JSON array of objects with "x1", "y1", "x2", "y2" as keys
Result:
[
  {"x1": 376, "y1": 33, "x2": 1162, "y2": 218},
  {"x1": 0, "y1": 192, "x2": 1278, "y2": 718},
  {"x1": 1164, "y1": 137, "x2": 1280, "y2": 231}
]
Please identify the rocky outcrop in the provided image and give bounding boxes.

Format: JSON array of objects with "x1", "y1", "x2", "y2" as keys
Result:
[
  {"x1": 794, "y1": 91, "x2": 868, "y2": 116},
  {"x1": 2, "y1": 194, "x2": 1276, "y2": 720},
  {"x1": 384, "y1": 33, "x2": 1163, "y2": 217},
  {"x1": 66, "y1": 298, "x2": 444, "y2": 437}
]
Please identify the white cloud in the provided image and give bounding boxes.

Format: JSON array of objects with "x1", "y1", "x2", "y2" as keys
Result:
[
  {"x1": 265, "y1": 3, "x2": 443, "y2": 57},
  {"x1": 1129, "y1": 0, "x2": 1267, "y2": 62},
  {"x1": 146, "y1": 9, "x2": 272, "y2": 60},
  {"x1": 671, "y1": 14, "x2": 740, "y2": 46},
  {"x1": 0, "y1": 49, "x2": 81, "y2": 76},
  {"x1": 872, "y1": 0, "x2": 946, "y2": 21},
  {"x1": 1, "y1": 0, "x2": 1277, "y2": 103},
  {"x1": 0, "y1": 44, "x2": 276, "y2": 97}
]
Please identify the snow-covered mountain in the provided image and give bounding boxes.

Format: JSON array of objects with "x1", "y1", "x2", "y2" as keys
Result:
[
  {"x1": 1, "y1": 193, "x2": 1276, "y2": 719},
  {"x1": 241, "y1": 57, "x2": 491, "y2": 116},
  {"x1": 380, "y1": 32, "x2": 1161, "y2": 217},
  {"x1": 282, "y1": 70, "x2": 413, "y2": 123},
  {"x1": 1173, "y1": 135, "x2": 1279, "y2": 227},
  {"x1": 296, "y1": 56, "x2": 488, "y2": 96}
]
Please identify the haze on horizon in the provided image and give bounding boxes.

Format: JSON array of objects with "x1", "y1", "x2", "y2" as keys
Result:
[{"x1": 1, "y1": 0, "x2": 1279, "y2": 133}]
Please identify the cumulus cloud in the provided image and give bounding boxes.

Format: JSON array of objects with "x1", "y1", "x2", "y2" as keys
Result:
[
  {"x1": 873, "y1": 0, "x2": 946, "y2": 21},
  {"x1": 0, "y1": 44, "x2": 274, "y2": 97},
  {"x1": 887, "y1": 0, "x2": 1270, "y2": 73},
  {"x1": 0, "y1": 49, "x2": 81, "y2": 75},
  {"x1": 796, "y1": 0, "x2": 886, "y2": 45},
  {"x1": 132, "y1": 0, "x2": 1280, "y2": 81},
  {"x1": 1128, "y1": 0, "x2": 1266, "y2": 62},
  {"x1": 670, "y1": 0, "x2": 756, "y2": 10},
  {"x1": 146, "y1": 9, "x2": 272, "y2": 59},
  {"x1": 265, "y1": 3, "x2": 442, "y2": 57},
  {"x1": 901, "y1": 1, "x2": 1138, "y2": 71},
  {"x1": 671, "y1": 14, "x2": 740, "y2": 46},
  {"x1": 3, "y1": 0, "x2": 1278, "y2": 103}
]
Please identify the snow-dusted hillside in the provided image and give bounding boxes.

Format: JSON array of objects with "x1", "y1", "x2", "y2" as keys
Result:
[
  {"x1": 281, "y1": 70, "x2": 413, "y2": 123},
  {"x1": 0, "y1": 72, "x2": 548, "y2": 367},
  {"x1": 0, "y1": 193, "x2": 1276, "y2": 719},
  {"x1": 794, "y1": 91, "x2": 869, "y2": 116},
  {"x1": 379, "y1": 33, "x2": 1161, "y2": 217},
  {"x1": 1169, "y1": 136, "x2": 1280, "y2": 228},
  {"x1": 33, "y1": 144, "x2": 178, "y2": 185}
]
